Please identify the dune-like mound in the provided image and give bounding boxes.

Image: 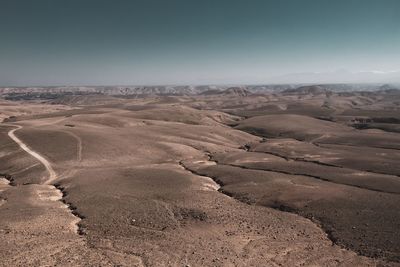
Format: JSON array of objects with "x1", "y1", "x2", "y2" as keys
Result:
[
  {"x1": 283, "y1": 85, "x2": 329, "y2": 95},
  {"x1": 198, "y1": 89, "x2": 222, "y2": 95},
  {"x1": 236, "y1": 114, "x2": 351, "y2": 140},
  {"x1": 50, "y1": 94, "x2": 124, "y2": 106},
  {"x1": 221, "y1": 87, "x2": 252, "y2": 96}
]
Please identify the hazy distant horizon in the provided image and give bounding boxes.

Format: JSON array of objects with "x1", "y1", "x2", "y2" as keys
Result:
[
  {"x1": 1, "y1": 0, "x2": 399, "y2": 86},
  {"x1": 2, "y1": 69, "x2": 400, "y2": 87}
]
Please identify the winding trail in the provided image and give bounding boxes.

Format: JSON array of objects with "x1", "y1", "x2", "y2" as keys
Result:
[
  {"x1": 7, "y1": 125, "x2": 57, "y2": 184},
  {"x1": 62, "y1": 130, "x2": 83, "y2": 162},
  {"x1": 3, "y1": 123, "x2": 84, "y2": 236}
]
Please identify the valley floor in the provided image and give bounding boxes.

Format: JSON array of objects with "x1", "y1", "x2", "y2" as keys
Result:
[{"x1": 1, "y1": 90, "x2": 400, "y2": 266}]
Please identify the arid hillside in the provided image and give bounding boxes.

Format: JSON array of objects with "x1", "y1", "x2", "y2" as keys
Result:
[{"x1": 1, "y1": 88, "x2": 400, "y2": 266}]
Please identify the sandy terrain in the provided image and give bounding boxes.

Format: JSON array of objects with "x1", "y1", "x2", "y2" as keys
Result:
[{"x1": 1, "y1": 89, "x2": 400, "y2": 266}]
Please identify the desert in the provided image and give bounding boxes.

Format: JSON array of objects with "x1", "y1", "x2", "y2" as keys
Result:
[
  {"x1": 1, "y1": 1, "x2": 400, "y2": 265},
  {"x1": 1, "y1": 85, "x2": 400, "y2": 266}
]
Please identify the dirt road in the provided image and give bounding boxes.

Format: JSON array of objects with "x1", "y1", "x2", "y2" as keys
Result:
[{"x1": 7, "y1": 124, "x2": 57, "y2": 184}]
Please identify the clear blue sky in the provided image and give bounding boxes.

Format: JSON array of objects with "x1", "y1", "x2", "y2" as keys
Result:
[{"x1": 0, "y1": 0, "x2": 399, "y2": 85}]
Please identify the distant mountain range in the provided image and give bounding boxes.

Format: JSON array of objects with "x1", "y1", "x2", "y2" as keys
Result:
[
  {"x1": 0, "y1": 83, "x2": 399, "y2": 101},
  {"x1": 0, "y1": 85, "x2": 295, "y2": 98},
  {"x1": 270, "y1": 70, "x2": 400, "y2": 84}
]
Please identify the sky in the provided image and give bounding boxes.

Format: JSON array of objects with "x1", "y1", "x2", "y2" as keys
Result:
[{"x1": 0, "y1": 0, "x2": 399, "y2": 86}]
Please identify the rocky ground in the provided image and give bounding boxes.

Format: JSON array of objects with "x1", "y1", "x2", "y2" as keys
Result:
[{"x1": 1, "y1": 88, "x2": 400, "y2": 266}]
